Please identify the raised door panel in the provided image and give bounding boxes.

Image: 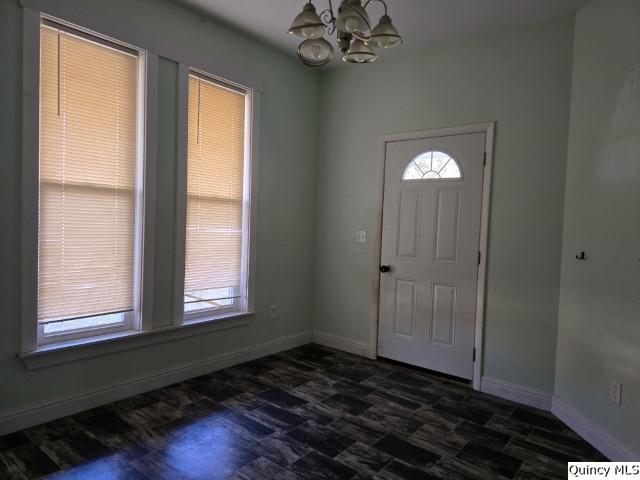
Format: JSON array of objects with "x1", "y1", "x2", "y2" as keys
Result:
[
  {"x1": 394, "y1": 279, "x2": 416, "y2": 338},
  {"x1": 434, "y1": 188, "x2": 461, "y2": 263},
  {"x1": 430, "y1": 283, "x2": 456, "y2": 345},
  {"x1": 397, "y1": 190, "x2": 420, "y2": 259}
]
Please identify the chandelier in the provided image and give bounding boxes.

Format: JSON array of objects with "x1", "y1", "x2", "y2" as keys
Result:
[{"x1": 288, "y1": 0, "x2": 402, "y2": 67}]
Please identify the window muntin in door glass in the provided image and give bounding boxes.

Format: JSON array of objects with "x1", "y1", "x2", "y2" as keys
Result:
[{"x1": 402, "y1": 150, "x2": 462, "y2": 180}]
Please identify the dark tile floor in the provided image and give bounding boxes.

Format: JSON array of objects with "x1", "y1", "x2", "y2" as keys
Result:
[{"x1": 0, "y1": 344, "x2": 606, "y2": 479}]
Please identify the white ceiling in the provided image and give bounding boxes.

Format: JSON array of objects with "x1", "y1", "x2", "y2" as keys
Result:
[{"x1": 178, "y1": 0, "x2": 583, "y2": 65}]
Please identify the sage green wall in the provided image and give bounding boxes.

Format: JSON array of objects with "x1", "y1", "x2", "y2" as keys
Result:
[
  {"x1": 0, "y1": 0, "x2": 318, "y2": 413},
  {"x1": 555, "y1": 0, "x2": 640, "y2": 457},
  {"x1": 313, "y1": 17, "x2": 574, "y2": 393}
]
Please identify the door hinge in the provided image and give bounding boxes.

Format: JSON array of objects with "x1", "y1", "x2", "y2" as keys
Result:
[
  {"x1": 478, "y1": 250, "x2": 482, "y2": 265},
  {"x1": 473, "y1": 347, "x2": 476, "y2": 362}
]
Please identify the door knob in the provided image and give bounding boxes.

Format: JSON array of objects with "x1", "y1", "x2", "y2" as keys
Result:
[{"x1": 379, "y1": 265, "x2": 391, "y2": 273}]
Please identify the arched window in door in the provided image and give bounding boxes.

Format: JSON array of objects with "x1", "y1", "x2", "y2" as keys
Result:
[{"x1": 402, "y1": 150, "x2": 462, "y2": 180}]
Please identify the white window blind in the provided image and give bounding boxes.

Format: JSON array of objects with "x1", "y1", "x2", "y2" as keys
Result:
[
  {"x1": 38, "y1": 22, "x2": 140, "y2": 324},
  {"x1": 184, "y1": 74, "x2": 247, "y2": 312}
]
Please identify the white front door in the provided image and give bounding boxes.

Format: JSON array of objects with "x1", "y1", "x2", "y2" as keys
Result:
[{"x1": 378, "y1": 132, "x2": 486, "y2": 379}]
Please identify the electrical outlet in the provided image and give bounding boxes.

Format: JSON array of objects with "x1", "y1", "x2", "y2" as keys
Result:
[
  {"x1": 269, "y1": 304, "x2": 279, "y2": 319},
  {"x1": 610, "y1": 381, "x2": 622, "y2": 405},
  {"x1": 356, "y1": 230, "x2": 367, "y2": 243}
]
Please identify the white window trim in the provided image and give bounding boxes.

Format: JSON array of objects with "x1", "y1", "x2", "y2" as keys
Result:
[
  {"x1": 21, "y1": 10, "x2": 158, "y2": 352},
  {"x1": 35, "y1": 16, "x2": 151, "y2": 347},
  {"x1": 37, "y1": 312, "x2": 135, "y2": 347},
  {"x1": 19, "y1": 2, "x2": 261, "y2": 367},
  {"x1": 19, "y1": 0, "x2": 263, "y2": 92},
  {"x1": 20, "y1": 312, "x2": 253, "y2": 370},
  {"x1": 401, "y1": 149, "x2": 464, "y2": 182},
  {"x1": 173, "y1": 65, "x2": 259, "y2": 326}
]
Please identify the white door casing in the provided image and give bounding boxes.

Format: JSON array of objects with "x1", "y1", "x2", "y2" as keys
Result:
[{"x1": 378, "y1": 131, "x2": 486, "y2": 380}]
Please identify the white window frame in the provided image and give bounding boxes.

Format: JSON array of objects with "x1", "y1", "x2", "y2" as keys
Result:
[
  {"x1": 20, "y1": 0, "x2": 261, "y2": 368},
  {"x1": 174, "y1": 67, "x2": 258, "y2": 326},
  {"x1": 183, "y1": 287, "x2": 242, "y2": 322},
  {"x1": 401, "y1": 149, "x2": 464, "y2": 182},
  {"x1": 37, "y1": 312, "x2": 135, "y2": 347},
  {"x1": 35, "y1": 17, "x2": 149, "y2": 347},
  {"x1": 21, "y1": 8, "x2": 158, "y2": 354}
]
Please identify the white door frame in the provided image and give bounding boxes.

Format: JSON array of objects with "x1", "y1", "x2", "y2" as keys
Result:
[{"x1": 371, "y1": 122, "x2": 495, "y2": 391}]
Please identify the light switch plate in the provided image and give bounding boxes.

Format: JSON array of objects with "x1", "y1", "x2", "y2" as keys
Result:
[{"x1": 356, "y1": 230, "x2": 367, "y2": 243}]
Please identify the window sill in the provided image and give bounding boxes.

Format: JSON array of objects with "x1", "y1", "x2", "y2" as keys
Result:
[{"x1": 19, "y1": 311, "x2": 254, "y2": 370}]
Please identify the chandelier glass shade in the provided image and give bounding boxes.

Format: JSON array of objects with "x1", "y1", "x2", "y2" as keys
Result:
[
  {"x1": 369, "y1": 14, "x2": 402, "y2": 48},
  {"x1": 298, "y1": 38, "x2": 335, "y2": 66},
  {"x1": 336, "y1": 0, "x2": 371, "y2": 36},
  {"x1": 343, "y1": 38, "x2": 377, "y2": 63},
  {"x1": 288, "y1": 0, "x2": 402, "y2": 67},
  {"x1": 288, "y1": 3, "x2": 325, "y2": 39}
]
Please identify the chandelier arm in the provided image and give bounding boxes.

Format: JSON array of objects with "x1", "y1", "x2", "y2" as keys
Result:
[
  {"x1": 363, "y1": 0, "x2": 388, "y2": 15},
  {"x1": 319, "y1": 0, "x2": 337, "y2": 35},
  {"x1": 326, "y1": 0, "x2": 335, "y2": 17},
  {"x1": 319, "y1": 11, "x2": 336, "y2": 34}
]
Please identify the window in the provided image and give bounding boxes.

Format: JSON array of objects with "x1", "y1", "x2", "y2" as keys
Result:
[
  {"x1": 37, "y1": 20, "x2": 145, "y2": 344},
  {"x1": 183, "y1": 72, "x2": 251, "y2": 321},
  {"x1": 21, "y1": 7, "x2": 259, "y2": 365},
  {"x1": 402, "y1": 150, "x2": 462, "y2": 180}
]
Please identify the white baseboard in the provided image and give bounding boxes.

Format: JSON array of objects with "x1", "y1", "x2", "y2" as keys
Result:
[
  {"x1": 480, "y1": 376, "x2": 552, "y2": 411},
  {"x1": 0, "y1": 331, "x2": 312, "y2": 436},
  {"x1": 551, "y1": 395, "x2": 638, "y2": 461},
  {"x1": 312, "y1": 331, "x2": 375, "y2": 359}
]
